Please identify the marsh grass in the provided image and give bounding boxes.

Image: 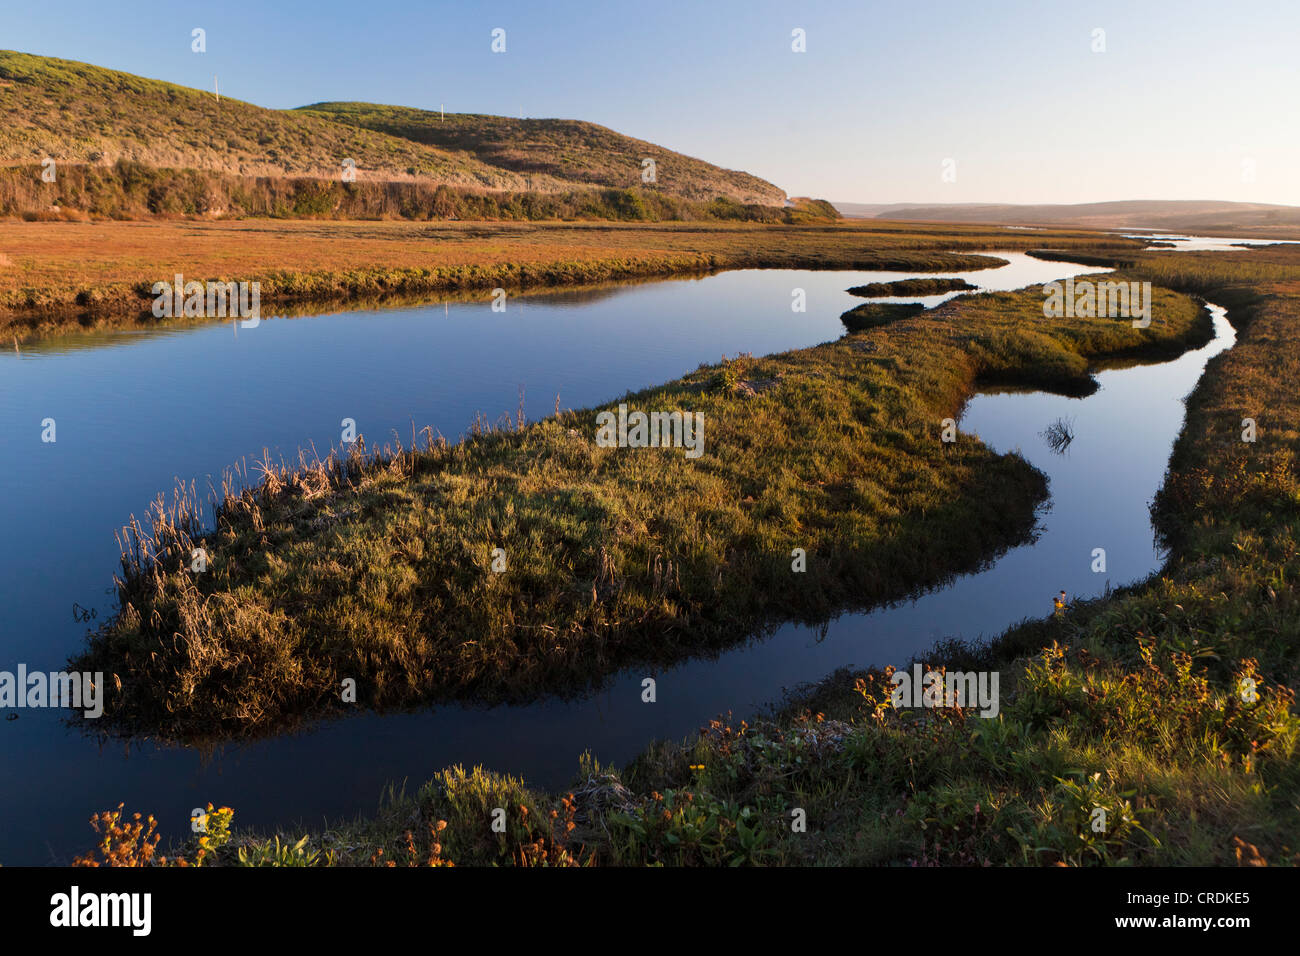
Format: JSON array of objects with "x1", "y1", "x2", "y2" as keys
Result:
[
  {"x1": 561, "y1": 247, "x2": 1300, "y2": 867},
  {"x1": 72, "y1": 269, "x2": 1208, "y2": 739},
  {"x1": 840, "y1": 301, "x2": 928, "y2": 331},
  {"x1": 847, "y1": 277, "x2": 977, "y2": 297}
]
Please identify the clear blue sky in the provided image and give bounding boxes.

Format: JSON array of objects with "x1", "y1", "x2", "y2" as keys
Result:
[{"x1": 5, "y1": 0, "x2": 1298, "y2": 205}]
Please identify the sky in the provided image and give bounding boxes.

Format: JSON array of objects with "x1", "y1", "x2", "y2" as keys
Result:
[{"x1": 4, "y1": 0, "x2": 1298, "y2": 206}]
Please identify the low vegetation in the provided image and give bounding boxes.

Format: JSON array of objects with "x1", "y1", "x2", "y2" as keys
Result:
[
  {"x1": 0, "y1": 161, "x2": 820, "y2": 225},
  {"x1": 846, "y1": 277, "x2": 977, "y2": 297},
  {"x1": 840, "y1": 301, "x2": 928, "y2": 330}
]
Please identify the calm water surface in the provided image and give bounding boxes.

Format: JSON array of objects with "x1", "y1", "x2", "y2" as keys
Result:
[{"x1": 1120, "y1": 232, "x2": 1300, "y2": 251}]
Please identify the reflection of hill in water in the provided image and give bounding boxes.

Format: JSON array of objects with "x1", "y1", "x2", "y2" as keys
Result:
[{"x1": 17, "y1": 273, "x2": 710, "y2": 356}]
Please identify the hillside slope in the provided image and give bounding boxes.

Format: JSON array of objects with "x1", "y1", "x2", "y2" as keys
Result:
[
  {"x1": 0, "y1": 51, "x2": 570, "y2": 190},
  {"x1": 297, "y1": 102, "x2": 786, "y2": 204},
  {"x1": 0, "y1": 51, "x2": 786, "y2": 206}
]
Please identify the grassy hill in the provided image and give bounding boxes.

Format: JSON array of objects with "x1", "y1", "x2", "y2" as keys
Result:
[
  {"x1": 296, "y1": 102, "x2": 786, "y2": 205},
  {"x1": 0, "y1": 51, "x2": 787, "y2": 207},
  {"x1": 0, "y1": 50, "x2": 560, "y2": 189}
]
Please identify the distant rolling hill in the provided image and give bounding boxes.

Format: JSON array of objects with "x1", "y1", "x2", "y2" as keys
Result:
[
  {"x1": 297, "y1": 102, "x2": 786, "y2": 205},
  {"x1": 834, "y1": 202, "x2": 954, "y2": 219},
  {"x1": 0, "y1": 50, "x2": 786, "y2": 205},
  {"x1": 834, "y1": 199, "x2": 1300, "y2": 233}
]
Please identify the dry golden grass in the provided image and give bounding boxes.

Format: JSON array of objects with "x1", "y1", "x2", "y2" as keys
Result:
[{"x1": 0, "y1": 218, "x2": 1143, "y2": 338}]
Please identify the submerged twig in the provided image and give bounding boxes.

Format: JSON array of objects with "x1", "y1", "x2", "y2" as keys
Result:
[{"x1": 1041, "y1": 416, "x2": 1076, "y2": 454}]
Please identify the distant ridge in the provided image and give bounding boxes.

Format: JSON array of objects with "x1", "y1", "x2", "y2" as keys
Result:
[{"x1": 834, "y1": 199, "x2": 1300, "y2": 232}]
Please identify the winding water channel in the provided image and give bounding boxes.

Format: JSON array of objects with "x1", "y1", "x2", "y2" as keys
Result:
[{"x1": 0, "y1": 245, "x2": 1240, "y2": 863}]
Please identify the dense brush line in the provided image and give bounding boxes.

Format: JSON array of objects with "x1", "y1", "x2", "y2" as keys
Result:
[{"x1": 0, "y1": 160, "x2": 839, "y2": 223}]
